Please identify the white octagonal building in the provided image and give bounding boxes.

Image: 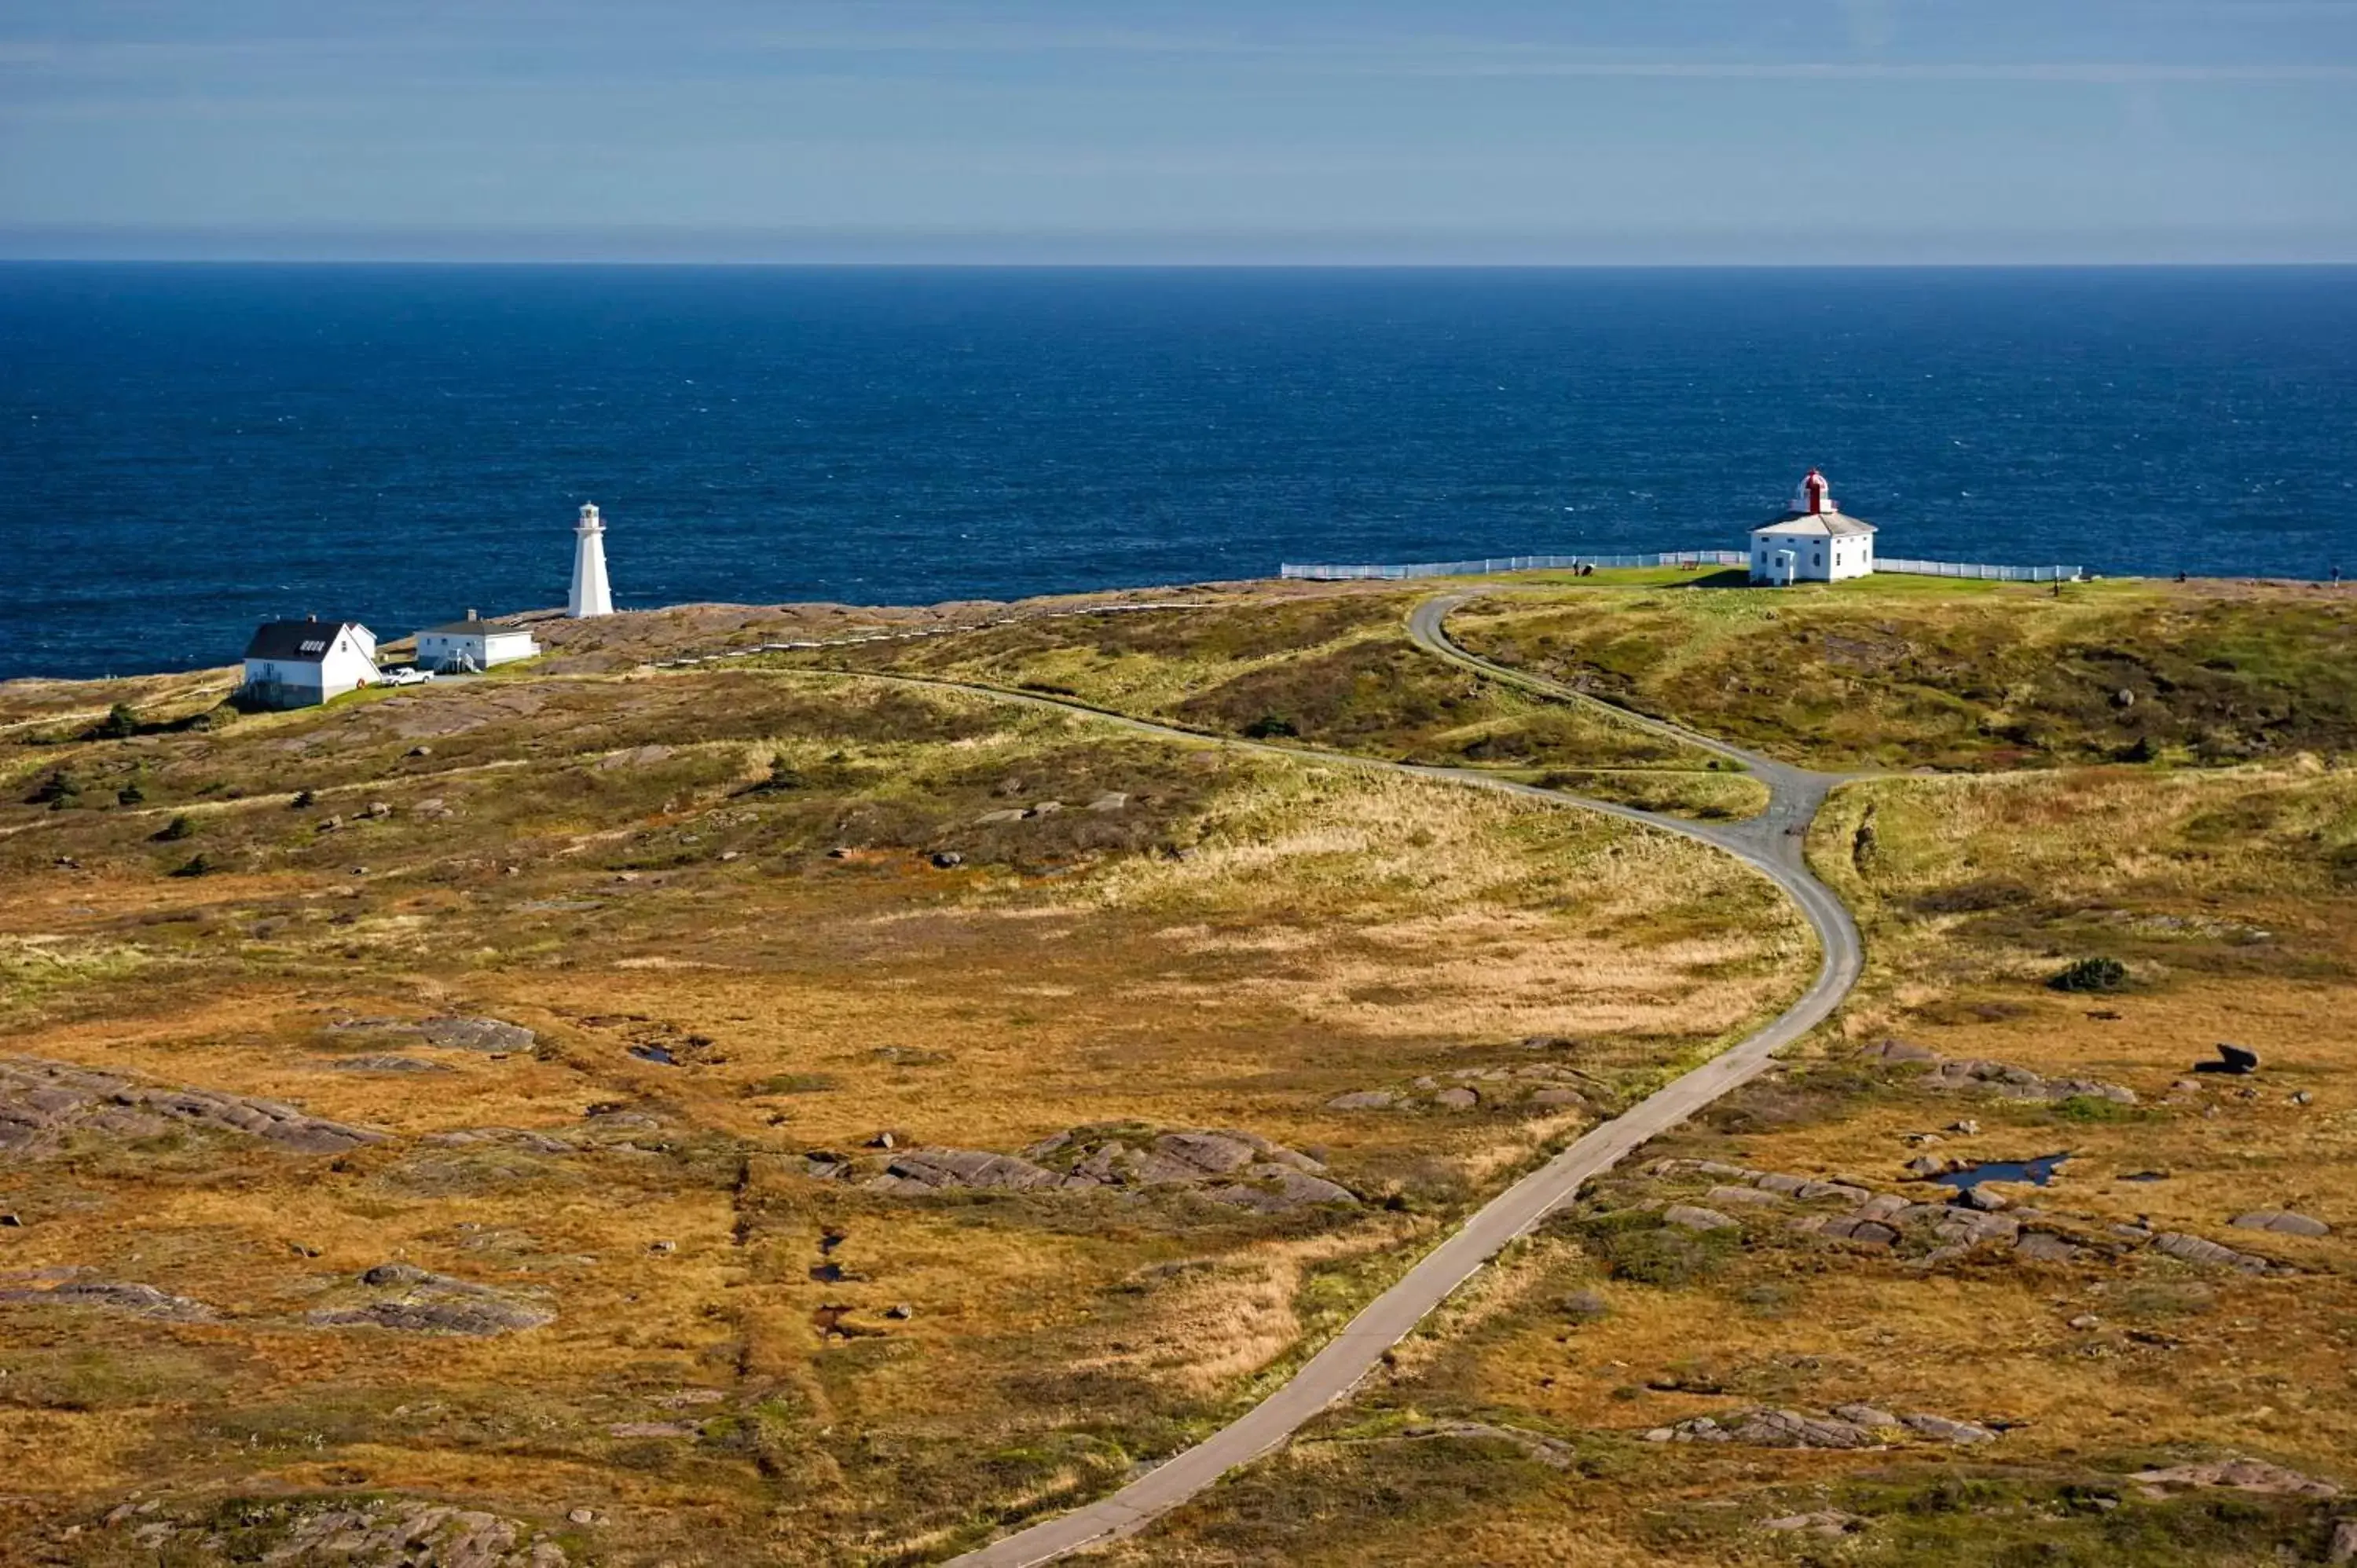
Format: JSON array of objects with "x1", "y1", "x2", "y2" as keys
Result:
[{"x1": 1750, "y1": 469, "x2": 1876, "y2": 584}]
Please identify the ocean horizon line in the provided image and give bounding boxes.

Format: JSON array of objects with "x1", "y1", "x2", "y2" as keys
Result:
[{"x1": 8, "y1": 256, "x2": 2357, "y2": 273}]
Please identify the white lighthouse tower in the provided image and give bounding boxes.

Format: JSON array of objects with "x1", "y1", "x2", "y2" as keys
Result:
[{"x1": 568, "y1": 502, "x2": 614, "y2": 618}]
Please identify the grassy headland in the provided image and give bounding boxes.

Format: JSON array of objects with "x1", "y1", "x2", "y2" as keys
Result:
[
  {"x1": 1450, "y1": 573, "x2": 2357, "y2": 771},
  {"x1": 0, "y1": 608, "x2": 1804, "y2": 1566},
  {"x1": 5, "y1": 568, "x2": 2352, "y2": 1566},
  {"x1": 1102, "y1": 575, "x2": 2357, "y2": 1567}
]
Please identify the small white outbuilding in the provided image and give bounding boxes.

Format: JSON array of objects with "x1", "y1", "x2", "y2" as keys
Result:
[
  {"x1": 416, "y1": 611, "x2": 540, "y2": 674},
  {"x1": 1750, "y1": 469, "x2": 1877, "y2": 584},
  {"x1": 240, "y1": 617, "x2": 380, "y2": 708}
]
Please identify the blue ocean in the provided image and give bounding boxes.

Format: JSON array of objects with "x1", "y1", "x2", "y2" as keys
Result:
[{"x1": 2, "y1": 264, "x2": 2354, "y2": 682}]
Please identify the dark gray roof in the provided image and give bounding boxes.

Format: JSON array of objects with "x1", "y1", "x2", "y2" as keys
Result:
[
  {"x1": 418, "y1": 619, "x2": 530, "y2": 636},
  {"x1": 1753, "y1": 509, "x2": 1878, "y2": 537},
  {"x1": 243, "y1": 621, "x2": 365, "y2": 662}
]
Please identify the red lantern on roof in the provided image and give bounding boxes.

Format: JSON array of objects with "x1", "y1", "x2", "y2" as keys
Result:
[{"x1": 1802, "y1": 468, "x2": 1831, "y2": 515}]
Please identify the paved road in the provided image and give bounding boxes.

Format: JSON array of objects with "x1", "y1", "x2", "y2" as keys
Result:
[{"x1": 773, "y1": 599, "x2": 1866, "y2": 1568}]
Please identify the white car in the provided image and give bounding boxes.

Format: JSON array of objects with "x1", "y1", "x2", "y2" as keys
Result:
[{"x1": 379, "y1": 666, "x2": 434, "y2": 687}]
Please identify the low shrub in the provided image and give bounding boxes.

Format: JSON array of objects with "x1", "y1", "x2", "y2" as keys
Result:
[
  {"x1": 2049, "y1": 956, "x2": 2128, "y2": 993},
  {"x1": 27, "y1": 770, "x2": 79, "y2": 806},
  {"x1": 91, "y1": 702, "x2": 140, "y2": 739},
  {"x1": 1578, "y1": 1212, "x2": 1735, "y2": 1288}
]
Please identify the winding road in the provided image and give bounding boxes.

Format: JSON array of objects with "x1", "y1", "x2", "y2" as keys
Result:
[{"x1": 862, "y1": 592, "x2": 1868, "y2": 1568}]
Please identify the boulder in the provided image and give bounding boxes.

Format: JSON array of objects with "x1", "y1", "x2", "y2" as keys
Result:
[
  {"x1": 1204, "y1": 1166, "x2": 1358, "y2": 1213},
  {"x1": 1831, "y1": 1403, "x2": 1900, "y2": 1430},
  {"x1": 872, "y1": 1148, "x2": 1067, "y2": 1192},
  {"x1": 1139, "y1": 1130, "x2": 1263, "y2": 1180},
  {"x1": 2194, "y1": 1042, "x2": 2261, "y2": 1075},
  {"x1": 2154, "y1": 1231, "x2": 2286, "y2": 1274},
  {"x1": 1901, "y1": 1412, "x2": 1998, "y2": 1445},
  {"x1": 1728, "y1": 1409, "x2": 1880, "y2": 1449},
  {"x1": 2230, "y1": 1211, "x2": 2330, "y2": 1237},
  {"x1": 311, "y1": 1265, "x2": 554, "y2": 1336},
  {"x1": 2014, "y1": 1233, "x2": 2081, "y2": 1263},
  {"x1": 1814, "y1": 1216, "x2": 1901, "y2": 1247},
  {"x1": 1861, "y1": 1039, "x2": 1940, "y2": 1064},
  {"x1": 1761, "y1": 1511, "x2": 1862, "y2": 1537},
  {"x1": 1930, "y1": 1058, "x2": 2047, "y2": 1094}
]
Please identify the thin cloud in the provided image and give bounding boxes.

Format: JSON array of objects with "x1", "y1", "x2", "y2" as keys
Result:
[{"x1": 1321, "y1": 57, "x2": 2357, "y2": 82}]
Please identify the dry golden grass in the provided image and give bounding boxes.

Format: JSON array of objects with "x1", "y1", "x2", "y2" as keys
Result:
[
  {"x1": 0, "y1": 645, "x2": 1808, "y2": 1563},
  {"x1": 1108, "y1": 760, "x2": 2357, "y2": 1566}
]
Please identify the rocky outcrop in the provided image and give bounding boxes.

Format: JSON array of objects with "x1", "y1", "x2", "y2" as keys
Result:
[
  {"x1": 423, "y1": 1127, "x2": 577, "y2": 1155},
  {"x1": 2231, "y1": 1211, "x2": 2330, "y2": 1237},
  {"x1": 99, "y1": 1497, "x2": 569, "y2": 1567},
  {"x1": 860, "y1": 1127, "x2": 1357, "y2": 1212},
  {"x1": 324, "y1": 1054, "x2": 452, "y2": 1074},
  {"x1": 1325, "y1": 1061, "x2": 1593, "y2": 1116},
  {"x1": 1644, "y1": 1405, "x2": 1996, "y2": 1449},
  {"x1": 1761, "y1": 1511, "x2": 1864, "y2": 1536},
  {"x1": 0, "y1": 1268, "x2": 215, "y2": 1321},
  {"x1": 868, "y1": 1148, "x2": 1069, "y2": 1192},
  {"x1": 1860, "y1": 1039, "x2": 2137, "y2": 1105},
  {"x1": 1, "y1": 1056, "x2": 379, "y2": 1157},
  {"x1": 2131, "y1": 1458, "x2": 2339, "y2": 1498},
  {"x1": 330, "y1": 1016, "x2": 537, "y2": 1053},
  {"x1": 308, "y1": 1262, "x2": 555, "y2": 1335},
  {"x1": 1397, "y1": 1420, "x2": 1578, "y2": 1468},
  {"x1": 1636, "y1": 1156, "x2": 2283, "y2": 1274},
  {"x1": 2154, "y1": 1232, "x2": 2297, "y2": 1276}
]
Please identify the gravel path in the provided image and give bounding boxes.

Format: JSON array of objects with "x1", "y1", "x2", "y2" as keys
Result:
[{"x1": 757, "y1": 593, "x2": 1866, "y2": 1568}]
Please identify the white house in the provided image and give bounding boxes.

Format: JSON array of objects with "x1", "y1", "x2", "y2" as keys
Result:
[
  {"x1": 416, "y1": 611, "x2": 540, "y2": 674},
  {"x1": 1750, "y1": 468, "x2": 1877, "y2": 584},
  {"x1": 240, "y1": 617, "x2": 380, "y2": 708}
]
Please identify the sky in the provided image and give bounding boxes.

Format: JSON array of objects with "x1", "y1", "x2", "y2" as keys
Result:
[{"x1": 2, "y1": 0, "x2": 2354, "y2": 263}]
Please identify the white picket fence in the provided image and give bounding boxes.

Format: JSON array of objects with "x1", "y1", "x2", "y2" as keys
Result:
[
  {"x1": 1281, "y1": 551, "x2": 1746, "y2": 581},
  {"x1": 1280, "y1": 551, "x2": 2083, "y2": 584},
  {"x1": 1877, "y1": 557, "x2": 2083, "y2": 584}
]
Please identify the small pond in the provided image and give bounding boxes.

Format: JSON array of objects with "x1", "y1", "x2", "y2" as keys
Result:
[{"x1": 1933, "y1": 1152, "x2": 2069, "y2": 1192}]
